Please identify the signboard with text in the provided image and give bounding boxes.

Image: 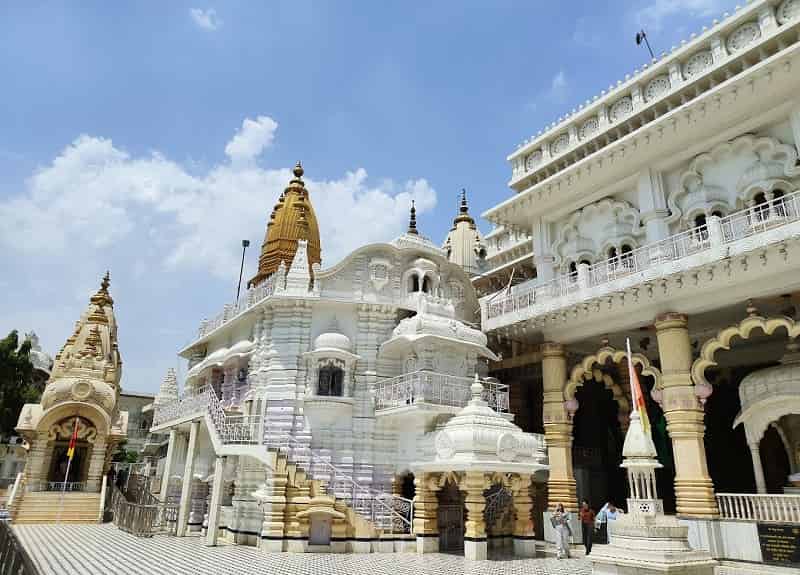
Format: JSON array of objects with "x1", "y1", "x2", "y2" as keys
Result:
[{"x1": 757, "y1": 523, "x2": 800, "y2": 566}]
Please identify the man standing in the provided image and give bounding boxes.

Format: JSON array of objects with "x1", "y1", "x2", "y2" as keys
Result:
[{"x1": 579, "y1": 499, "x2": 595, "y2": 555}]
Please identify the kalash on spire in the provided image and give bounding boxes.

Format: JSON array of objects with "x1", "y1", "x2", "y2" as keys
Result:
[{"x1": 248, "y1": 162, "x2": 322, "y2": 288}]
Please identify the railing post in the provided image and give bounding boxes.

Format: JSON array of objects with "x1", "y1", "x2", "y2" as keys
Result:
[{"x1": 707, "y1": 215, "x2": 724, "y2": 247}]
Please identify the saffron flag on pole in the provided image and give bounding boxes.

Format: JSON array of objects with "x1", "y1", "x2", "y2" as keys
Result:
[
  {"x1": 626, "y1": 338, "x2": 651, "y2": 436},
  {"x1": 66, "y1": 417, "x2": 79, "y2": 459}
]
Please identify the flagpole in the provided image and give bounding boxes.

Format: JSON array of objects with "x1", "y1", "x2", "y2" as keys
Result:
[
  {"x1": 626, "y1": 337, "x2": 638, "y2": 415},
  {"x1": 57, "y1": 417, "x2": 79, "y2": 525}
]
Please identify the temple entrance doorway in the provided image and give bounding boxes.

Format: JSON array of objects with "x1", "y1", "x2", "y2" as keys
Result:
[
  {"x1": 437, "y1": 480, "x2": 464, "y2": 553},
  {"x1": 47, "y1": 443, "x2": 89, "y2": 488},
  {"x1": 572, "y1": 378, "x2": 626, "y2": 511}
]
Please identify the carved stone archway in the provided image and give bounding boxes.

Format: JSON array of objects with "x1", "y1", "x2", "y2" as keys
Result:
[
  {"x1": 565, "y1": 344, "x2": 662, "y2": 409},
  {"x1": 691, "y1": 311, "x2": 800, "y2": 388}
]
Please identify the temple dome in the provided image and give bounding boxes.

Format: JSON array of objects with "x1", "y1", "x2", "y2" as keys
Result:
[
  {"x1": 314, "y1": 331, "x2": 352, "y2": 352},
  {"x1": 249, "y1": 162, "x2": 322, "y2": 288}
]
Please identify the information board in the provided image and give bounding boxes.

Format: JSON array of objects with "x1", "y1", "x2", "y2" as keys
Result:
[{"x1": 757, "y1": 523, "x2": 800, "y2": 566}]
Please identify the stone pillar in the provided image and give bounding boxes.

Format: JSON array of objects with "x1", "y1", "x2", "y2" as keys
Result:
[
  {"x1": 511, "y1": 474, "x2": 536, "y2": 557},
  {"x1": 413, "y1": 472, "x2": 441, "y2": 553},
  {"x1": 160, "y1": 430, "x2": 180, "y2": 502},
  {"x1": 177, "y1": 420, "x2": 200, "y2": 536},
  {"x1": 462, "y1": 471, "x2": 489, "y2": 560},
  {"x1": 259, "y1": 453, "x2": 288, "y2": 552},
  {"x1": 542, "y1": 343, "x2": 577, "y2": 512},
  {"x1": 205, "y1": 456, "x2": 226, "y2": 546},
  {"x1": 85, "y1": 435, "x2": 108, "y2": 491},
  {"x1": 654, "y1": 313, "x2": 718, "y2": 518},
  {"x1": 749, "y1": 442, "x2": 767, "y2": 494},
  {"x1": 24, "y1": 433, "x2": 50, "y2": 490}
]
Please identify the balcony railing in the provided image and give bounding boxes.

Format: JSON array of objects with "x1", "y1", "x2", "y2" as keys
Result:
[
  {"x1": 374, "y1": 370, "x2": 509, "y2": 413},
  {"x1": 196, "y1": 277, "x2": 275, "y2": 339},
  {"x1": 152, "y1": 385, "x2": 210, "y2": 427},
  {"x1": 717, "y1": 493, "x2": 800, "y2": 524},
  {"x1": 484, "y1": 191, "x2": 800, "y2": 325}
]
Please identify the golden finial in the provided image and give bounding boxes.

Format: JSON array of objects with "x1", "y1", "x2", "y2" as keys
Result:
[
  {"x1": 101, "y1": 270, "x2": 110, "y2": 293},
  {"x1": 293, "y1": 161, "x2": 304, "y2": 179},
  {"x1": 408, "y1": 200, "x2": 419, "y2": 235}
]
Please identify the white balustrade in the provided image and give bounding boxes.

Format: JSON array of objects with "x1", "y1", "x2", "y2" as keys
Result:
[
  {"x1": 716, "y1": 493, "x2": 800, "y2": 524},
  {"x1": 261, "y1": 424, "x2": 413, "y2": 533},
  {"x1": 197, "y1": 278, "x2": 275, "y2": 339},
  {"x1": 153, "y1": 385, "x2": 413, "y2": 532},
  {"x1": 485, "y1": 190, "x2": 800, "y2": 324},
  {"x1": 373, "y1": 370, "x2": 510, "y2": 413}
]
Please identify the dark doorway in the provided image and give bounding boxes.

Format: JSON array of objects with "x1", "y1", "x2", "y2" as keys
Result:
[{"x1": 437, "y1": 481, "x2": 464, "y2": 553}]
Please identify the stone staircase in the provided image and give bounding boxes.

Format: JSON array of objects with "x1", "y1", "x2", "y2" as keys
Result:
[
  {"x1": 11, "y1": 491, "x2": 101, "y2": 524},
  {"x1": 198, "y1": 386, "x2": 413, "y2": 538}
]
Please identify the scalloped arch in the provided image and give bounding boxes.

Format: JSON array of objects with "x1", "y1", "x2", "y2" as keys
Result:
[
  {"x1": 552, "y1": 198, "x2": 643, "y2": 268},
  {"x1": 669, "y1": 134, "x2": 799, "y2": 226},
  {"x1": 691, "y1": 314, "x2": 800, "y2": 387},
  {"x1": 565, "y1": 345, "x2": 661, "y2": 403}
]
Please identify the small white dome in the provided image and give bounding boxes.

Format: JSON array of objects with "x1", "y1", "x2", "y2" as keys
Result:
[{"x1": 314, "y1": 331, "x2": 351, "y2": 352}]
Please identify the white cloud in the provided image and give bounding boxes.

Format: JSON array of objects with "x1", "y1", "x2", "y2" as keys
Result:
[
  {"x1": 0, "y1": 116, "x2": 437, "y2": 279},
  {"x1": 190, "y1": 8, "x2": 222, "y2": 31},
  {"x1": 633, "y1": 0, "x2": 725, "y2": 32},
  {"x1": 224, "y1": 116, "x2": 278, "y2": 164},
  {"x1": 550, "y1": 70, "x2": 568, "y2": 101}
]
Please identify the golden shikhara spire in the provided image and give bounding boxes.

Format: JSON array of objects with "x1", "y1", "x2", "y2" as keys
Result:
[{"x1": 249, "y1": 162, "x2": 322, "y2": 288}]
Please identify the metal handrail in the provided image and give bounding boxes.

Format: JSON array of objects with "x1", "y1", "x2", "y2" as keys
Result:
[
  {"x1": 155, "y1": 383, "x2": 414, "y2": 533},
  {"x1": 0, "y1": 520, "x2": 39, "y2": 575},
  {"x1": 112, "y1": 484, "x2": 178, "y2": 537},
  {"x1": 261, "y1": 426, "x2": 413, "y2": 533}
]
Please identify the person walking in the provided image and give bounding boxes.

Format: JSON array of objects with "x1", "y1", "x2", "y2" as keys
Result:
[
  {"x1": 579, "y1": 499, "x2": 595, "y2": 555},
  {"x1": 595, "y1": 501, "x2": 620, "y2": 544},
  {"x1": 551, "y1": 503, "x2": 572, "y2": 559}
]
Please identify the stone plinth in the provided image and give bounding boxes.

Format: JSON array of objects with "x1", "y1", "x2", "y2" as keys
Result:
[{"x1": 590, "y1": 513, "x2": 717, "y2": 575}]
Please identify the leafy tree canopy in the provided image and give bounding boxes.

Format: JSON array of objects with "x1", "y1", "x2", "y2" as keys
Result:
[{"x1": 0, "y1": 330, "x2": 38, "y2": 437}]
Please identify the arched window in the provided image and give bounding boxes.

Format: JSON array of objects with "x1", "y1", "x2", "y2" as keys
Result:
[
  {"x1": 568, "y1": 261, "x2": 578, "y2": 276},
  {"x1": 411, "y1": 274, "x2": 420, "y2": 292},
  {"x1": 318, "y1": 365, "x2": 344, "y2": 397},
  {"x1": 711, "y1": 210, "x2": 722, "y2": 218},
  {"x1": 421, "y1": 276, "x2": 430, "y2": 293},
  {"x1": 694, "y1": 214, "x2": 707, "y2": 228},
  {"x1": 579, "y1": 259, "x2": 591, "y2": 266},
  {"x1": 608, "y1": 246, "x2": 618, "y2": 260},
  {"x1": 753, "y1": 192, "x2": 769, "y2": 222}
]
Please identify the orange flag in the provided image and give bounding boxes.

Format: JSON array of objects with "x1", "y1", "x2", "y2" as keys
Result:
[{"x1": 626, "y1": 338, "x2": 651, "y2": 435}]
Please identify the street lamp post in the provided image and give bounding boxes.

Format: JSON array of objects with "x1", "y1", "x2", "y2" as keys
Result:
[{"x1": 236, "y1": 239, "x2": 250, "y2": 302}]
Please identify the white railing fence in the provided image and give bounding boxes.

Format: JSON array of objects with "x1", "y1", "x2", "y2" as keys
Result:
[
  {"x1": 154, "y1": 384, "x2": 412, "y2": 533},
  {"x1": 373, "y1": 371, "x2": 509, "y2": 413},
  {"x1": 486, "y1": 190, "x2": 800, "y2": 322},
  {"x1": 261, "y1": 425, "x2": 413, "y2": 534},
  {"x1": 716, "y1": 493, "x2": 800, "y2": 524},
  {"x1": 197, "y1": 278, "x2": 275, "y2": 338}
]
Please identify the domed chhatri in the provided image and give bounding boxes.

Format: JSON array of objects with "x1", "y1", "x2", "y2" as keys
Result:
[{"x1": 249, "y1": 161, "x2": 322, "y2": 288}]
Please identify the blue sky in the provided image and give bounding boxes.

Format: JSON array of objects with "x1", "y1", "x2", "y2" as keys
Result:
[{"x1": 0, "y1": 0, "x2": 739, "y2": 394}]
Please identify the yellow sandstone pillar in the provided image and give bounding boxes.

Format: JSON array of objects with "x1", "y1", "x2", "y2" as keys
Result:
[
  {"x1": 511, "y1": 473, "x2": 536, "y2": 557},
  {"x1": 413, "y1": 472, "x2": 441, "y2": 553},
  {"x1": 462, "y1": 471, "x2": 489, "y2": 560},
  {"x1": 542, "y1": 342, "x2": 577, "y2": 512},
  {"x1": 654, "y1": 312, "x2": 718, "y2": 518}
]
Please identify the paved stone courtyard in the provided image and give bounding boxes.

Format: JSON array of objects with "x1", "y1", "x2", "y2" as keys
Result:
[{"x1": 14, "y1": 524, "x2": 591, "y2": 575}]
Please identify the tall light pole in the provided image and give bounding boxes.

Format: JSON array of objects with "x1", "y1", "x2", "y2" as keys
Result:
[{"x1": 236, "y1": 239, "x2": 250, "y2": 302}]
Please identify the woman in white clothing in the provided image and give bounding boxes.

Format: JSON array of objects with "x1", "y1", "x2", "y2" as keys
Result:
[{"x1": 551, "y1": 503, "x2": 572, "y2": 559}]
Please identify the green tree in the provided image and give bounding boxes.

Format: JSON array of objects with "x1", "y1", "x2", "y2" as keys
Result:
[{"x1": 0, "y1": 330, "x2": 38, "y2": 437}]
